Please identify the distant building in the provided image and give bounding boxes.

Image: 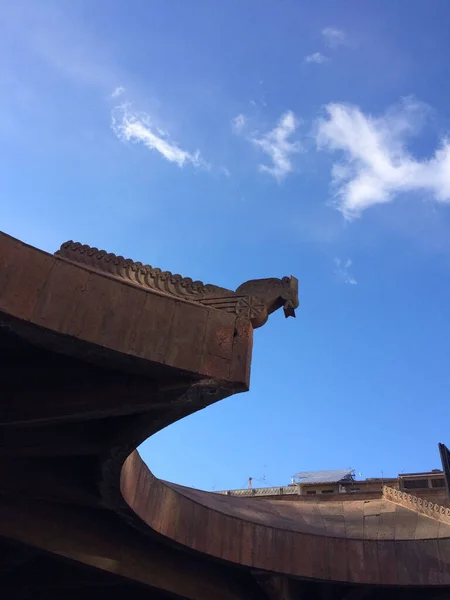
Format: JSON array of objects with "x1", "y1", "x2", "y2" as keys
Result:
[
  {"x1": 293, "y1": 468, "x2": 363, "y2": 495},
  {"x1": 399, "y1": 469, "x2": 446, "y2": 491},
  {"x1": 218, "y1": 468, "x2": 448, "y2": 506}
]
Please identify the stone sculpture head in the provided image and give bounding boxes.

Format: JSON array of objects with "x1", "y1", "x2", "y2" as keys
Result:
[{"x1": 235, "y1": 275, "x2": 299, "y2": 319}]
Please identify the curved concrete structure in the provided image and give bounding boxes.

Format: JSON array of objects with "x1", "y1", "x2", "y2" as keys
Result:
[
  {"x1": 0, "y1": 230, "x2": 449, "y2": 599},
  {"x1": 164, "y1": 482, "x2": 450, "y2": 541},
  {"x1": 119, "y1": 453, "x2": 450, "y2": 588}
]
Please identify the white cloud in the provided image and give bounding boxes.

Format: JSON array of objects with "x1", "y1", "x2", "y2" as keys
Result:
[
  {"x1": 111, "y1": 86, "x2": 125, "y2": 98},
  {"x1": 305, "y1": 52, "x2": 328, "y2": 64},
  {"x1": 316, "y1": 97, "x2": 450, "y2": 219},
  {"x1": 322, "y1": 27, "x2": 347, "y2": 48},
  {"x1": 334, "y1": 258, "x2": 357, "y2": 285},
  {"x1": 251, "y1": 111, "x2": 301, "y2": 181},
  {"x1": 232, "y1": 113, "x2": 246, "y2": 134},
  {"x1": 111, "y1": 103, "x2": 207, "y2": 169}
]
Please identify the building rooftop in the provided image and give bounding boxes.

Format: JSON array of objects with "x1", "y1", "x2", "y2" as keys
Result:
[
  {"x1": 400, "y1": 470, "x2": 443, "y2": 478},
  {"x1": 292, "y1": 469, "x2": 354, "y2": 484}
]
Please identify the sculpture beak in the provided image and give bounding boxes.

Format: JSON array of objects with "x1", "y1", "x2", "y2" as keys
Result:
[{"x1": 283, "y1": 301, "x2": 296, "y2": 319}]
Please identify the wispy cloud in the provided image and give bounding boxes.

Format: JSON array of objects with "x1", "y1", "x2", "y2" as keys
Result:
[
  {"x1": 334, "y1": 258, "x2": 357, "y2": 285},
  {"x1": 250, "y1": 111, "x2": 302, "y2": 181},
  {"x1": 316, "y1": 97, "x2": 450, "y2": 219},
  {"x1": 111, "y1": 86, "x2": 125, "y2": 98},
  {"x1": 305, "y1": 52, "x2": 328, "y2": 64},
  {"x1": 322, "y1": 27, "x2": 347, "y2": 48},
  {"x1": 112, "y1": 102, "x2": 207, "y2": 169},
  {"x1": 232, "y1": 113, "x2": 246, "y2": 134}
]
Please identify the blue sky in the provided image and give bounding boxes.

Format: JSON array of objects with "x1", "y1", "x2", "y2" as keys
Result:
[{"x1": 3, "y1": 0, "x2": 450, "y2": 490}]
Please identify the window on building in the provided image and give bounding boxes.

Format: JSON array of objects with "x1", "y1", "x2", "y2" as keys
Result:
[
  {"x1": 431, "y1": 478, "x2": 446, "y2": 488},
  {"x1": 306, "y1": 491, "x2": 316, "y2": 495},
  {"x1": 402, "y1": 479, "x2": 428, "y2": 490},
  {"x1": 321, "y1": 490, "x2": 334, "y2": 494}
]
